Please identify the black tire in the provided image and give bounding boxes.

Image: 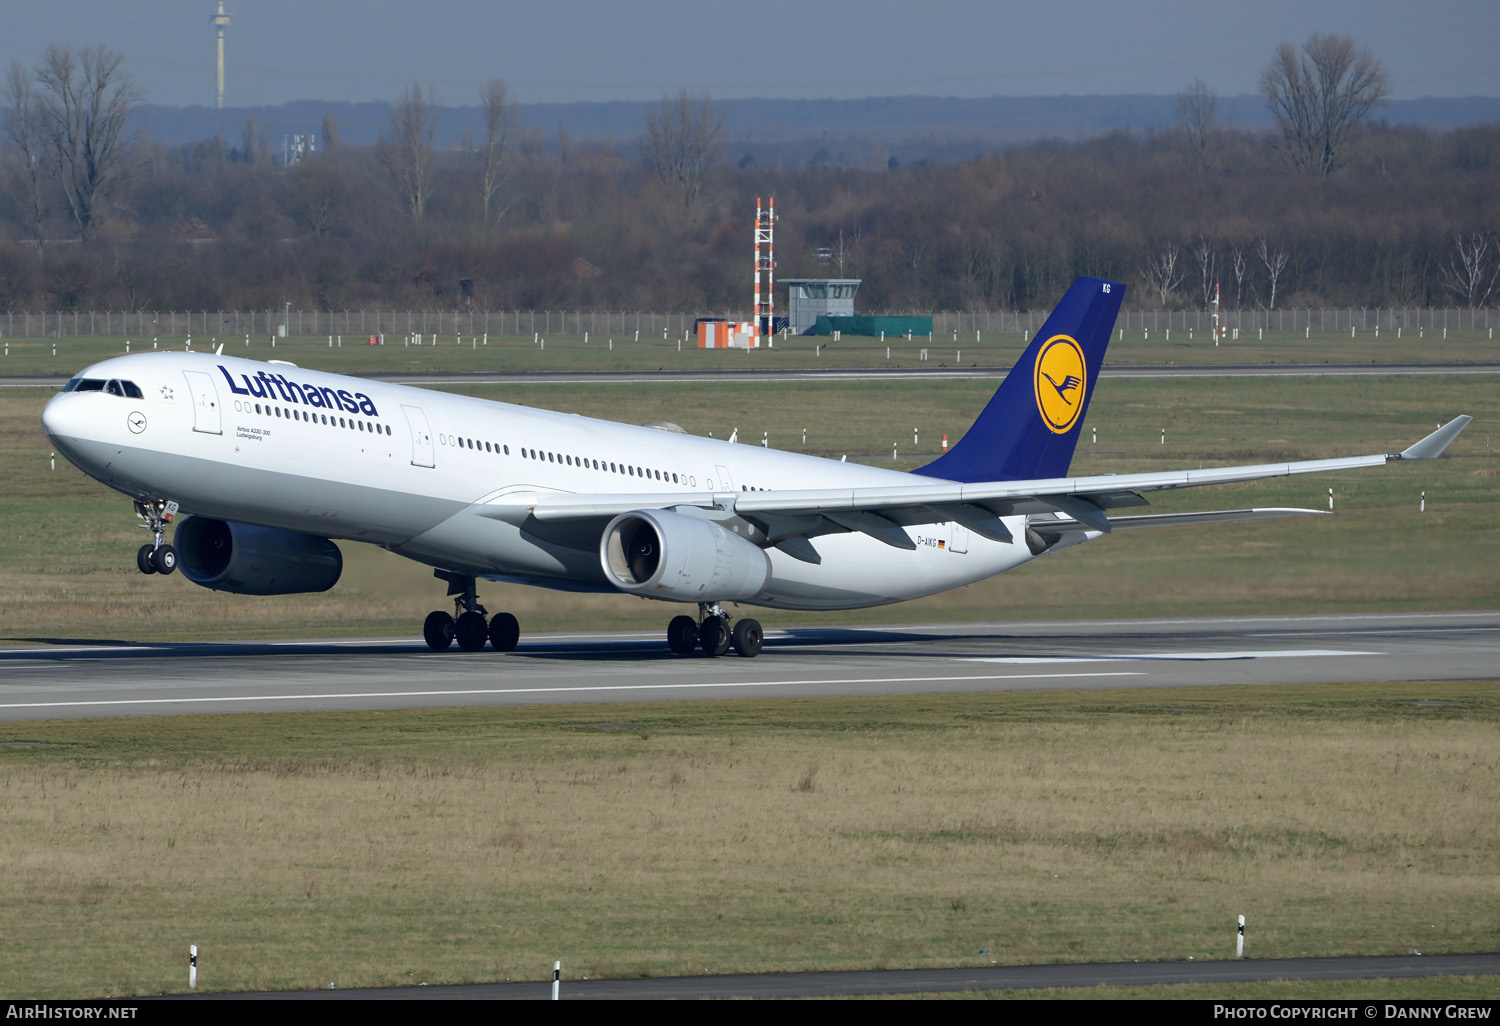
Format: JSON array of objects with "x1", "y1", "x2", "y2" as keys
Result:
[
  {"x1": 699, "y1": 615, "x2": 730, "y2": 657},
  {"x1": 488, "y1": 612, "x2": 520, "y2": 652},
  {"x1": 150, "y1": 544, "x2": 178, "y2": 575},
  {"x1": 454, "y1": 611, "x2": 488, "y2": 652},
  {"x1": 137, "y1": 544, "x2": 157, "y2": 575},
  {"x1": 667, "y1": 615, "x2": 698, "y2": 655},
  {"x1": 731, "y1": 617, "x2": 763, "y2": 658},
  {"x1": 423, "y1": 610, "x2": 455, "y2": 651}
]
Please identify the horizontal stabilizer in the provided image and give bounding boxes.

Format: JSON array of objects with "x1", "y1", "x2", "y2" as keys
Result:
[{"x1": 1040, "y1": 507, "x2": 1327, "y2": 533}]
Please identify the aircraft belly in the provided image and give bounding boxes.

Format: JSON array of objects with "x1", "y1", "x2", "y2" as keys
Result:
[
  {"x1": 754, "y1": 529, "x2": 1032, "y2": 611},
  {"x1": 64, "y1": 438, "x2": 460, "y2": 544},
  {"x1": 391, "y1": 512, "x2": 610, "y2": 585}
]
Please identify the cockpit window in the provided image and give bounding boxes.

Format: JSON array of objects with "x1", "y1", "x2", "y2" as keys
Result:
[{"x1": 61, "y1": 377, "x2": 142, "y2": 398}]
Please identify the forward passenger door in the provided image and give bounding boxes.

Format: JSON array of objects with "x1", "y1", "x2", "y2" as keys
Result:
[{"x1": 402, "y1": 405, "x2": 435, "y2": 467}]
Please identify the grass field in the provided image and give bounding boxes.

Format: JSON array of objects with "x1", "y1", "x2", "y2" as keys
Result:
[
  {"x1": 0, "y1": 327, "x2": 1497, "y2": 378},
  {"x1": 2, "y1": 344, "x2": 1497, "y2": 999},
  {"x1": 3, "y1": 371, "x2": 1496, "y2": 644},
  {"x1": 1, "y1": 684, "x2": 1496, "y2": 997}
]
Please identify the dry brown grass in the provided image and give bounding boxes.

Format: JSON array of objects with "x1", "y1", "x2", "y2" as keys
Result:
[{"x1": 1, "y1": 685, "x2": 1496, "y2": 996}]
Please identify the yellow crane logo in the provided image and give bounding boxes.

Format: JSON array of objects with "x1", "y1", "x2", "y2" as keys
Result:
[{"x1": 1033, "y1": 334, "x2": 1087, "y2": 434}]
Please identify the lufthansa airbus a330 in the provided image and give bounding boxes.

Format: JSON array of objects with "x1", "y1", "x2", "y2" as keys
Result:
[{"x1": 40, "y1": 278, "x2": 1470, "y2": 657}]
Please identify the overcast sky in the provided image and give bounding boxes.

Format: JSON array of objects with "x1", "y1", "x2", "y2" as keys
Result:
[{"x1": 3, "y1": 1, "x2": 1497, "y2": 108}]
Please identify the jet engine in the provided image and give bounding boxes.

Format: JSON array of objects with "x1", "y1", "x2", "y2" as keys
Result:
[
  {"x1": 600, "y1": 509, "x2": 770, "y2": 603},
  {"x1": 174, "y1": 515, "x2": 343, "y2": 595}
]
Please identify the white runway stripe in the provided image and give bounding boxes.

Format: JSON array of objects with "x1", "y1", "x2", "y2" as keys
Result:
[
  {"x1": 0, "y1": 671, "x2": 1145, "y2": 711},
  {"x1": 964, "y1": 649, "x2": 1381, "y2": 664}
]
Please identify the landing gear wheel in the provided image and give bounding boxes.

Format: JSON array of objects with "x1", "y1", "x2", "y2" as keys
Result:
[
  {"x1": 423, "y1": 610, "x2": 455, "y2": 651},
  {"x1": 137, "y1": 544, "x2": 157, "y2": 575},
  {"x1": 454, "y1": 611, "x2": 488, "y2": 652},
  {"x1": 699, "y1": 615, "x2": 731, "y2": 657},
  {"x1": 149, "y1": 545, "x2": 177, "y2": 575},
  {"x1": 731, "y1": 618, "x2": 763, "y2": 658},
  {"x1": 488, "y1": 612, "x2": 519, "y2": 652},
  {"x1": 667, "y1": 615, "x2": 698, "y2": 655}
]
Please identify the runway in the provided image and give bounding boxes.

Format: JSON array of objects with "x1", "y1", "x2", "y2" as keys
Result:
[
  {"x1": 3, "y1": 611, "x2": 1496, "y2": 721},
  {"x1": 11, "y1": 612, "x2": 1497, "y2": 999}
]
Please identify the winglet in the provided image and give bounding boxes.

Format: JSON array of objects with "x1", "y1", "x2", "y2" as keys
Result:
[{"x1": 1398, "y1": 415, "x2": 1472, "y2": 460}]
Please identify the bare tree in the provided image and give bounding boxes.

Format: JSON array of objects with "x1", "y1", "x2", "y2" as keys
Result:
[
  {"x1": 33, "y1": 44, "x2": 140, "y2": 241},
  {"x1": 1441, "y1": 233, "x2": 1499, "y2": 308},
  {"x1": 240, "y1": 115, "x2": 259, "y2": 165},
  {"x1": 321, "y1": 112, "x2": 342, "y2": 150},
  {"x1": 830, "y1": 225, "x2": 861, "y2": 277},
  {"x1": 1257, "y1": 238, "x2": 1289, "y2": 309},
  {"x1": 1176, "y1": 78, "x2": 1217, "y2": 168},
  {"x1": 478, "y1": 78, "x2": 517, "y2": 226},
  {"x1": 1230, "y1": 246, "x2": 1248, "y2": 308},
  {"x1": 284, "y1": 160, "x2": 349, "y2": 239},
  {"x1": 1141, "y1": 242, "x2": 1185, "y2": 307},
  {"x1": 1261, "y1": 33, "x2": 1388, "y2": 175},
  {"x1": 378, "y1": 84, "x2": 438, "y2": 222},
  {"x1": 1191, "y1": 235, "x2": 1217, "y2": 308},
  {"x1": 2, "y1": 61, "x2": 48, "y2": 253},
  {"x1": 639, "y1": 89, "x2": 724, "y2": 210}
]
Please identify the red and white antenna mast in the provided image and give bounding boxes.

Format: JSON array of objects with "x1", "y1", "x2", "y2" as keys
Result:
[
  {"x1": 754, "y1": 197, "x2": 775, "y2": 347},
  {"x1": 1212, "y1": 280, "x2": 1222, "y2": 344}
]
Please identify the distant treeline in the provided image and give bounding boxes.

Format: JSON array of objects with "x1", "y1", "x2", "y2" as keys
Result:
[
  {"x1": 2, "y1": 117, "x2": 1498, "y2": 315},
  {"x1": 131, "y1": 95, "x2": 1500, "y2": 153}
]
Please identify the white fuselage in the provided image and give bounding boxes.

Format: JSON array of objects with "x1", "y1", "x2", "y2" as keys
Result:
[{"x1": 41, "y1": 351, "x2": 1050, "y2": 610}]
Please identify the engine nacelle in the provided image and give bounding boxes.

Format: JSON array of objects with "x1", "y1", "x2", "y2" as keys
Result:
[
  {"x1": 174, "y1": 515, "x2": 343, "y2": 595},
  {"x1": 601, "y1": 509, "x2": 770, "y2": 603}
]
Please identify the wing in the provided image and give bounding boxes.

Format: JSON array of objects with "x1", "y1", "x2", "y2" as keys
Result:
[{"x1": 477, "y1": 416, "x2": 1471, "y2": 555}]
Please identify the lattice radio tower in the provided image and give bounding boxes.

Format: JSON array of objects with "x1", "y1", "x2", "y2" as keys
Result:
[
  {"x1": 1212, "y1": 280, "x2": 1223, "y2": 344},
  {"x1": 754, "y1": 197, "x2": 775, "y2": 346}
]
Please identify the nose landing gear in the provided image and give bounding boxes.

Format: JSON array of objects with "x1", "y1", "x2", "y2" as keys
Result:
[{"x1": 134, "y1": 499, "x2": 179, "y2": 575}]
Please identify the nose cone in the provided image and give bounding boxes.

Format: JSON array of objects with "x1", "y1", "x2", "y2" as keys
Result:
[
  {"x1": 41, "y1": 392, "x2": 74, "y2": 445},
  {"x1": 41, "y1": 392, "x2": 93, "y2": 467}
]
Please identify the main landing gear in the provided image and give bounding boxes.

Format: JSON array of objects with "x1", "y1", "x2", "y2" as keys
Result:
[
  {"x1": 667, "y1": 603, "x2": 763, "y2": 658},
  {"x1": 134, "y1": 499, "x2": 179, "y2": 576},
  {"x1": 423, "y1": 571, "x2": 520, "y2": 653}
]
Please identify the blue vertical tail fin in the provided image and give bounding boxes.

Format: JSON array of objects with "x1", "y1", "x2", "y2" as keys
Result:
[{"x1": 913, "y1": 277, "x2": 1124, "y2": 483}]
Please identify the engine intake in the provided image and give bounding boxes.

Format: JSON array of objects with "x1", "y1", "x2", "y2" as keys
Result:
[
  {"x1": 174, "y1": 515, "x2": 343, "y2": 595},
  {"x1": 601, "y1": 509, "x2": 770, "y2": 602}
]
